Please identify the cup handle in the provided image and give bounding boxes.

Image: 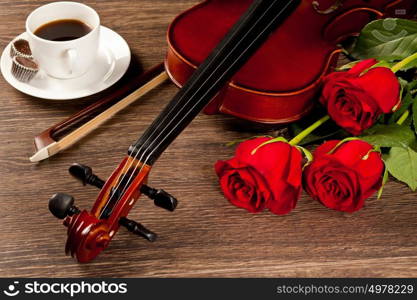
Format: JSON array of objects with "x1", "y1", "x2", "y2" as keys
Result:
[{"x1": 65, "y1": 48, "x2": 77, "y2": 75}]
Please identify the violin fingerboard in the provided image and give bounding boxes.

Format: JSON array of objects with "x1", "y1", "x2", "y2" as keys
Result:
[{"x1": 128, "y1": 0, "x2": 301, "y2": 165}]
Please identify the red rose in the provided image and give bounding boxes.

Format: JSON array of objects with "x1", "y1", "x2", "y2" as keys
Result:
[
  {"x1": 303, "y1": 140, "x2": 384, "y2": 213},
  {"x1": 320, "y1": 59, "x2": 400, "y2": 135},
  {"x1": 215, "y1": 137, "x2": 303, "y2": 215}
]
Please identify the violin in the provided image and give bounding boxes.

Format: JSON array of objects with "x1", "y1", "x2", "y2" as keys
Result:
[
  {"x1": 48, "y1": 0, "x2": 417, "y2": 263},
  {"x1": 166, "y1": 0, "x2": 417, "y2": 123}
]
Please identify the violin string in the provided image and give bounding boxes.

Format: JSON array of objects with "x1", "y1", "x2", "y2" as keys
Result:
[
  {"x1": 99, "y1": 0, "x2": 278, "y2": 217},
  {"x1": 129, "y1": 0, "x2": 291, "y2": 187},
  {"x1": 98, "y1": 2, "x2": 267, "y2": 217},
  {"x1": 100, "y1": 0, "x2": 287, "y2": 218},
  {"x1": 113, "y1": 0, "x2": 282, "y2": 200},
  {"x1": 106, "y1": 0, "x2": 287, "y2": 216}
]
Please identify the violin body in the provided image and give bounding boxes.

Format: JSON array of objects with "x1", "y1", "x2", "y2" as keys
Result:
[{"x1": 166, "y1": 0, "x2": 417, "y2": 124}]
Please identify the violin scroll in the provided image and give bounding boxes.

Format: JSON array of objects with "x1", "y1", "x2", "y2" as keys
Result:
[
  {"x1": 63, "y1": 211, "x2": 110, "y2": 263},
  {"x1": 49, "y1": 158, "x2": 179, "y2": 262},
  {"x1": 48, "y1": 193, "x2": 109, "y2": 262}
]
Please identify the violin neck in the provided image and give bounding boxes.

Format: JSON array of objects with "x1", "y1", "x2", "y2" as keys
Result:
[{"x1": 128, "y1": 0, "x2": 300, "y2": 165}]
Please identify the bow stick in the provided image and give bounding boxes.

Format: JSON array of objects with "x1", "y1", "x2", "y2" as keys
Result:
[{"x1": 30, "y1": 63, "x2": 168, "y2": 162}]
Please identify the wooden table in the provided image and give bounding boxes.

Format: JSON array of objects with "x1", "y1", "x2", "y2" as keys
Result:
[{"x1": 1, "y1": 0, "x2": 417, "y2": 278}]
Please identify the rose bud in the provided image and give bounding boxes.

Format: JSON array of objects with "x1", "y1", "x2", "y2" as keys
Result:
[
  {"x1": 320, "y1": 58, "x2": 400, "y2": 135},
  {"x1": 215, "y1": 137, "x2": 303, "y2": 215},
  {"x1": 303, "y1": 140, "x2": 384, "y2": 213}
]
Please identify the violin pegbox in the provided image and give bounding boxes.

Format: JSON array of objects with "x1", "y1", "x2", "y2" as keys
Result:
[
  {"x1": 48, "y1": 193, "x2": 109, "y2": 262},
  {"x1": 48, "y1": 157, "x2": 178, "y2": 263}
]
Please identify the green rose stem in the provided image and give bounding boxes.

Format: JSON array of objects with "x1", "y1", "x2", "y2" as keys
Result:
[
  {"x1": 286, "y1": 109, "x2": 409, "y2": 148},
  {"x1": 391, "y1": 52, "x2": 417, "y2": 73},
  {"x1": 396, "y1": 110, "x2": 409, "y2": 125},
  {"x1": 252, "y1": 114, "x2": 330, "y2": 155},
  {"x1": 288, "y1": 115, "x2": 330, "y2": 146}
]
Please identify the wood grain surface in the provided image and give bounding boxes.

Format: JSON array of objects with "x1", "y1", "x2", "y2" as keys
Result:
[{"x1": 1, "y1": 0, "x2": 417, "y2": 278}]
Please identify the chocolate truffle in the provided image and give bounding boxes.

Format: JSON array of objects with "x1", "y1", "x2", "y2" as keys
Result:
[
  {"x1": 10, "y1": 39, "x2": 33, "y2": 59},
  {"x1": 11, "y1": 56, "x2": 39, "y2": 82}
]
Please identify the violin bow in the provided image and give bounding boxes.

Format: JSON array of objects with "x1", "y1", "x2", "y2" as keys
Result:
[{"x1": 30, "y1": 63, "x2": 168, "y2": 162}]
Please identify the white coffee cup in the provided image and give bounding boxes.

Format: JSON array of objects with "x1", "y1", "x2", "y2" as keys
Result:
[{"x1": 25, "y1": 2, "x2": 100, "y2": 79}]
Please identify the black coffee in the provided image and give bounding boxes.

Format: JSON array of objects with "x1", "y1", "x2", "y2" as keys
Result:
[{"x1": 34, "y1": 19, "x2": 92, "y2": 41}]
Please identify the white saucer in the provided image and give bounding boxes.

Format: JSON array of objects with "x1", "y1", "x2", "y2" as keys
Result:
[{"x1": 0, "y1": 26, "x2": 131, "y2": 100}]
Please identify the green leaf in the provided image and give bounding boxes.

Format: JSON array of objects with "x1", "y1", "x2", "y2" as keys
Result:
[
  {"x1": 385, "y1": 147, "x2": 417, "y2": 191},
  {"x1": 337, "y1": 61, "x2": 360, "y2": 71},
  {"x1": 366, "y1": 60, "x2": 395, "y2": 71},
  {"x1": 351, "y1": 18, "x2": 417, "y2": 61},
  {"x1": 399, "y1": 77, "x2": 409, "y2": 98},
  {"x1": 404, "y1": 114, "x2": 414, "y2": 127},
  {"x1": 296, "y1": 146, "x2": 313, "y2": 163},
  {"x1": 377, "y1": 166, "x2": 389, "y2": 200},
  {"x1": 360, "y1": 124, "x2": 416, "y2": 148},
  {"x1": 409, "y1": 81, "x2": 417, "y2": 95},
  {"x1": 388, "y1": 80, "x2": 417, "y2": 124},
  {"x1": 414, "y1": 96, "x2": 417, "y2": 135}
]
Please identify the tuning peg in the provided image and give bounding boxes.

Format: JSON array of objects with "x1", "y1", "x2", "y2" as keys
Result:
[
  {"x1": 49, "y1": 193, "x2": 81, "y2": 219},
  {"x1": 140, "y1": 185, "x2": 178, "y2": 212},
  {"x1": 69, "y1": 163, "x2": 105, "y2": 189},
  {"x1": 119, "y1": 217, "x2": 157, "y2": 242}
]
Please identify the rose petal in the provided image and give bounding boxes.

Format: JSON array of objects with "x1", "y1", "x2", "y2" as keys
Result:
[
  {"x1": 351, "y1": 67, "x2": 400, "y2": 113},
  {"x1": 330, "y1": 140, "x2": 373, "y2": 167},
  {"x1": 347, "y1": 58, "x2": 378, "y2": 76}
]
